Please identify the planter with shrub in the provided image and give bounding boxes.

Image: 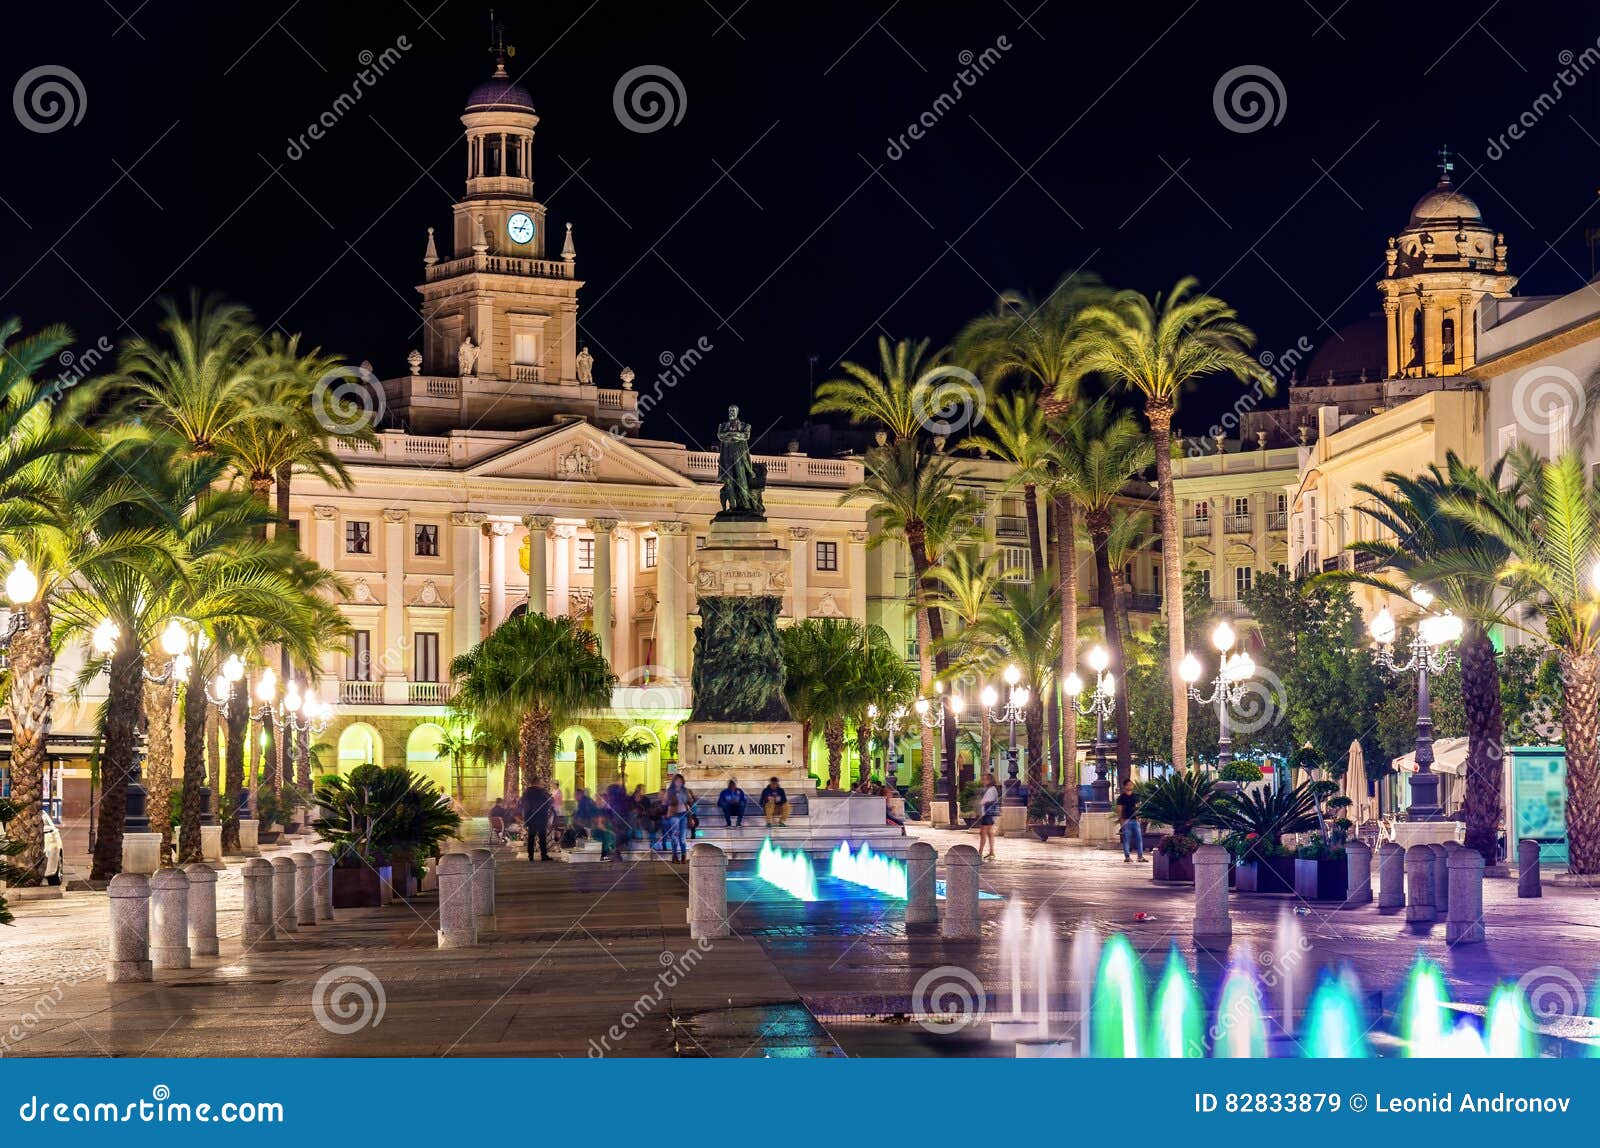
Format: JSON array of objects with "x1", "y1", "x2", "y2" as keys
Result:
[
  {"x1": 1221, "y1": 781, "x2": 1320, "y2": 896},
  {"x1": 312, "y1": 765, "x2": 460, "y2": 908},
  {"x1": 1027, "y1": 782, "x2": 1072, "y2": 841},
  {"x1": 1136, "y1": 770, "x2": 1229, "y2": 882},
  {"x1": 1293, "y1": 834, "x2": 1348, "y2": 900}
]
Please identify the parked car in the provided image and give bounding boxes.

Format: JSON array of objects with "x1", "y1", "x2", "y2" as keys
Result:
[{"x1": 1, "y1": 811, "x2": 63, "y2": 885}]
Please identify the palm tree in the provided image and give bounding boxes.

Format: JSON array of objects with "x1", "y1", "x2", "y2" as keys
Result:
[
  {"x1": 1441, "y1": 448, "x2": 1600, "y2": 873},
  {"x1": 596, "y1": 733, "x2": 655, "y2": 788},
  {"x1": 961, "y1": 574, "x2": 1061, "y2": 787},
  {"x1": 812, "y1": 336, "x2": 950, "y2": 442},
  {"x1": 1106, "y1": 506, "x2": 1154, "y2": 674},
  {"x1": 851, "y1": 639, "x2": 918, "y2": 786},
  {"x1": 1053, "y1": 404, "x2": 1155, "y2": 783},
  {"x1": 1334, "y1": 453, "x2": 1526, "y2": 864},
  {"x1": 927, "y1": 547, "x2": 1005, "y2": 777},
  {"x1": 965, "y1": 394, "x2": 1051, "y2": 573},
  {"x1": 451, "y1": 613, "x2": 616, "y2": 789},
  {"x1": 781, "y1": 618, "x2": 902, "y2": 790},
  {"x1": 1078, "y1": 278, "x2": 1273, "y2": 770}
]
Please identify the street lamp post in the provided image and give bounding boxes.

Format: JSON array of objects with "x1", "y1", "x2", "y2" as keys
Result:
[
  {"x1": 1179, "y1": 621, "x2": 1257, "y2": 771},
  {"x1": 915, "y1": 686, "x2": 966, "y2": 823},
  {"x1": 0, "y1": 559, "x2": 39, "y2": 667},
  {"x1": 981, "y1": 664, "x2": 1029, "y2": 806},
  {"x1": 1065, "y1": 646, "x2": 1116, "y2": 810},
  {"x1": 1369, "y1": 586, "x2": 1462, "y2": 822},
  {"x1": 868, "y1": 702, "x2": 908, "y2": 793}
]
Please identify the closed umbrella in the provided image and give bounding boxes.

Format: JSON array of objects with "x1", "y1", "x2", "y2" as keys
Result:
[{"x1": 1345, "y1": 740, "x2": 1367, "y2": 823}]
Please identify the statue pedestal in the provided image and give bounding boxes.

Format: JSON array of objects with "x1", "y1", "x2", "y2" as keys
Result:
[
  {"x1": 678, "y1": 721, "x2": 814, "y2": 796},
  {"x1": 692, "y1": 519, "x2": 788, "y2": 595}
]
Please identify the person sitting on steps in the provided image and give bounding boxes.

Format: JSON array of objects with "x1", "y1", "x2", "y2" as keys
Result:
[
  {"x1": 760, "y1": 777, "x2": 789, "y2": 827},
  {"x1": 717, "y1": 779, "x2": 748, "y2": 827}
]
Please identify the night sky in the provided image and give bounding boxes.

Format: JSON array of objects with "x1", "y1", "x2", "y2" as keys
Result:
[{"x1": 5, "y1": 0, "x2": 1600, "y2": 453}]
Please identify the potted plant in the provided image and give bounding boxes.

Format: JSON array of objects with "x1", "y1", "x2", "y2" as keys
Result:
[
  {"x1": 1220, "y1": 781, "x2": 1321, "y2": 895},
  {"x1": 1027, "y1": 782, "x2": 1072, "y2": 841},
  {"x1": 312, "y1": 765, "x2": 460, "y2": 908},
  {"x1": 1136, "y1": 770, "x2": 1229, "y2": 881},
  {"x1": 1293, "y1": 833, "x2": 1349, "y2": 900}
]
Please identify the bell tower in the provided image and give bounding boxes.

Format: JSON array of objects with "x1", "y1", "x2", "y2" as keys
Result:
[{"x1": 1377, "y1": 147, "x2": 1516, "y2": 380}]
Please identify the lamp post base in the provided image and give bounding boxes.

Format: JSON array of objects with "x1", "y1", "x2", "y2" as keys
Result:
[{"x1": 1406, "y1": 770, "x2": 1444, "y2": 822}]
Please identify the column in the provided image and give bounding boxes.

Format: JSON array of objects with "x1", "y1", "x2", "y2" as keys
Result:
[
  {"x1": 523, "y1": 516, "x2": 552, "y2": 616},
  {"x1": 788, "y1": 527, "x2": 811, "y2": 619},
  {"x1": 552, "y1": 524, "x2": 573, "y2": 617},
  {"x1": 312, "y1": 506, "x2": 338, "y2": 569},
  {"x1": 451, "y1": 512, "x2": 485, "y2": 658},
  {"x1": 655, "y1": 521, "x2": 689, "y2": 679},
  {"x1": 589, "y1": 518, "x2": 617, "y2": 663},
  {"x1": 487, "y1": 520, "x2": 514, "y2": 628},
  {"x1": 1459, "y1": 291, "x2": 1476, "y2": 368},
  {"x1": 848, "y1": 529, "x2": 869, "y2": 621},
  {"x1": 382, "y1": 509, "x2": 407, "y2": 703},
  {"x1": 1421, "y1": 296, "x2": 1441, "y2": 377},
  {"x1": 1382, "y1": 300, "x2": 1399, "y2": 378},
  {"x1": 614, "y1": 528, "x2": 634, "y2": 674}
]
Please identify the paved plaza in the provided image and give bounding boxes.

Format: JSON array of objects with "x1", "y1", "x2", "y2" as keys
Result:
[{"x1": 2, "y1": 828, "x2": 1598, "y2": 1058}]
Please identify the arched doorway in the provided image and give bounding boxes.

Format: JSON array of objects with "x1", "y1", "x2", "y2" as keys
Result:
[
  {"x1": 616, "y1": 726, "x2": 662, "y2": 793},
  {"x1": 405, "y1": 723, "x2": 451, "y2": 794},
  {"x1": 336, "y1": 722, "x2": 383, "y2": 774},
  {"x1": 555, "y1": 725, "x2": 597, "y2": 796}
]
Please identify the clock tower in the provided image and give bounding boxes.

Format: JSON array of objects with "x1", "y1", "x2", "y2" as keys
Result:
[{"x1": 396, "y1": 26, "x2": 634, "y2": 434}]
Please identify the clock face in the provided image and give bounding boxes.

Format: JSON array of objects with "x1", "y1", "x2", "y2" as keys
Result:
[{"x1": 507, "y1": 212, "x2": 535, "y2": 245}]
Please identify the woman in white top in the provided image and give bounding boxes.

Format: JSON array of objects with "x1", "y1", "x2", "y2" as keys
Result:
[{"x1": 977, "y1": 773, "x2": 1001, "y2": 860}]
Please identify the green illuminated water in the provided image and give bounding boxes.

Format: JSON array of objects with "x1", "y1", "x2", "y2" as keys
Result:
[
  {"x1": 1149, "y1": 945, "x2": 1204, "y2": 1058},
  {"x1": 1089, "y1": 934, "x2": 1147, "y2": 1058},
  {"x1": 1300, "y1": 970, "x2": 1369, "y2": 1057}
]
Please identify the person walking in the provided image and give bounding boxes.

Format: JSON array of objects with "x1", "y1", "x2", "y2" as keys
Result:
[
  {"x1": 520, "y1": 784, "x2": 552, "y2": 862},
  {"x1": 759, "y1": 778, "x2": 789, "y2": 827},
  {"x1": 1116, "y1": 780, "x2": 1146, "y2": 863},
  {"x1": 717, "y1": 779, "x2": 747, "y2": 827},
  {"x1": 976, "y1": 772, "x2": 1000, "y2": 860},
  {"x1": 663, "y1": 774, "x2": 694, "y2": 862}
]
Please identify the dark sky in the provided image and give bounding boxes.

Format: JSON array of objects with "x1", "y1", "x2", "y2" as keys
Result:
[{"x1": 5, "y1": 0, "x2": 1600, "y2": 453}]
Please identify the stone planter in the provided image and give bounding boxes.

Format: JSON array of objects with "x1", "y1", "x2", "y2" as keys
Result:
[
  {"x1": 1293, "y1": 857, "x2": 1349, "y2": 901},
  {"x1": 1151, "y1": 839, "x2": 1196, "y2": 883},
  {"x1": 386, "y1": 856, "x2": 418, "y2": 900},
  {"x1": 331, "y1": 865, "x2": 384, "y2": 908},
  {"x1": 1238, "y1": 856, "x2": 1296, "y2": 895}
]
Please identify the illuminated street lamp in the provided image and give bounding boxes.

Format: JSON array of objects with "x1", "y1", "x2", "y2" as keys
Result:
[
  {"x1": 917, "y1": 684, "x2": 967, "y2": 823},
  {"x1": 0, "y1": 559, "x2": 38, "y2": 667},
  {"x1": 982, "y1": 664, "x2": 1030, "y2": 805},
  {"x1": 1369, "y1": 586, "x2": 1463, "y2": 821},
  {"x1": 868, "y1": 702, "x2": 910, "y2": 791},
  {"x1": 1180, "y1": 621, "x2": 1259, "y2": 770},
  {"x1": 1065, "y1": 645, "x2": 1116, "y2": 810}
]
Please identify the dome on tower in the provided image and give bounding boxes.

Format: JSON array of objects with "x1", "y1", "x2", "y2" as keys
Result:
[
  {"x1": 466, "y1": 67, "x2": 533, "y2": 112},
  {"x1": 1407, "y1": 181, "x2": 1482, "y2": 227}
]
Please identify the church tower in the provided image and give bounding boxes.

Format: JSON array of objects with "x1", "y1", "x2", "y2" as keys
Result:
[
  {"x1": 392, "y1": 20, "x2": 635, "y2": 434},
  {"x1": 1377, "y1": 148, "x2": 1516, "y2": 380}
]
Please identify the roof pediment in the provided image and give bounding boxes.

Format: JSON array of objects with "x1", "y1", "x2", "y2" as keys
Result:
[{"x1": 464, "y1": 420, "x2": 695, "y2": 488}]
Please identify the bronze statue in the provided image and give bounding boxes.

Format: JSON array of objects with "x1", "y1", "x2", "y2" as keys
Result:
[{"x1": 715, "y1": 404, "x2": 766, "y2": 519}]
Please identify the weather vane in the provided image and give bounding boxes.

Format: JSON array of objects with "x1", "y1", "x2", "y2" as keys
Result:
[
  {"x1": 488, "y1": 8, "x2": 515, "y2": 73},
  {"x1": 1436, "y1": 143, "x2": 1454, "y2": 184}
]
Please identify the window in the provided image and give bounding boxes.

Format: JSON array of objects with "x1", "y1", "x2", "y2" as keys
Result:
[
  {"x1": 1551, "y1": 397, "x2": 1573, "y2": 454},
  {"x1": 414, "y1": 633, "x2": 439, "y2": 683},
  {"x1": 1234, "y1": 566, "x2": 1253, "y2": 597},
  {"x1": 1193, "y1": 501, "x2": 1210, "y2": 521},
  {"x1": 642, "y1": 535, "x2": 658, "y2": 569},
  {"x1": 1276, "y1": 563, "x2": 1290, "y2": 580},
  {"x1": 282, "y1": 520, "x2": 301, "y2": 550},
  {"x1": 345, "y1": 520, "x2": 371, "y2": 554},
  {"x1": 694, "y1": 535, "x2": 706, "y2": 550},
  {"x1": 1498, "y1": 424, "x2": 1518, "y2": 456},
  {"x1": 1441, "y1": 317, "x2": 1456, "y2": 365},
  {"x1": 815, "y1": 540, "x2": 839, "y2": 571},
  {"x1": 347, "y1": 631, "x2": 372, "y2": 682},
  {"x1": 1197, "y1": 569, "x2": 1212, "y2": 598},
  {"x1": 414, "y1": 524, "x2": 439, "y2": 557},
  {"x1": 577, "y1": 538, "x2": 594, "y2": 571},
  {"x1": 1276, "y1": 493, "x2": 1287, "y2": 514},
  {"x1": 513, "y1": 332, "x2": 537, "y2": 365},
  {"x1": 999, "y1": 546, "x2": 1030, "y2": 582},
  {"x1": 1233, "y1": 496, "x2": 1250, "y2": 518}
]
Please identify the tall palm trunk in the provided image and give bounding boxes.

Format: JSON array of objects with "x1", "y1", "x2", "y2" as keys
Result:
[
  {"x1": 296, "y1": 721, "x2": 313, "y2": 787},
  {"x1": 205, "y1": 705, "x2": 219, "y2": 791},
  {"x1": 221, "y1": 678, "x2": 248, "y2": 852},
  {"x1": 979, "y1": 708, "x2": 993, "y2": 780},
  {"x1": 1458, "y1": 627, "x2": 1504, "y2": 865},
  {"x1": 1053, "y1": 492, "x2": 1080, "y2": 779},
  {"x1": 1044, "y1": 500, "x2": 1060, "y2": 781},
  {"x1": 1023, "y1": 483, "x2": 1044, "y2": 578},
  {"x1": 1146, "y1": 400, "x2": 1187, "y2": 769},
  {"x1": 1088, "y1": 512, "x2": 1134, "y2": 784},
  {"x1": 4, "y1": 600, "x2": 52, "y2": 884},
  {"x1": 90, "y1": 644, "x2": 146, "y2": 881},
  {"x1": 927, "y1": 598, "x2": 960, "y2": 819},
  {"x1": 1559, "y1": 651, "x2": 1600, "y2": 874},
  {"x1": 142, "y1": 663, "x2": 177, "y2": 857},
  {"x1": 520, "y1": 710, "x2": 554, "y2": 787},
  {"x1": 503, "y1": 749, "x2": 519, "y2": 802},
  {"x1": 179, "y1": 656, "x2": 207, "y2": 863},
  {"x1": 1024, "y1": 695, "x2": 1045, "y2": 789},
  {"x1": 906, "y1": 526, "x2": 937, "y2": 816},
  {"x1": 824, "y1": 718, "x2": 845, "y2": 788}
]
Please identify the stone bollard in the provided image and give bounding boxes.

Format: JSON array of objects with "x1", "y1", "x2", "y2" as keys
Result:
[
  {"x1": 107, "y1": 873, "x2": 153, "y2": 983},
  {"x1": 1427, "y1": 842, "x2": 1450, "y2": 912},
  {"x1": 469, "y1": 848, "x2": 498, "y2": 934},
  {"x1": 1445, "y1": 847, "x2": 1486, "y2": 944},
  {"x1": 200, "y1": 824, "x2": 224, "y2": 866},
  {"x1": 270, "y1": 856, "x2": 299, "y2": 936},
  {"x1": 183, "y1": 863, "x2": 219, "y2": 957},
  {"x1": 687, "y1": 842, "x2": 730, "y2": 940},
  {"x1": 941, "y1": 844, "x2": 982, "y2": 941},
  {"x1": 1518, "y1": 839, "x2": 1542, "y2": 898},
  {"x1": 149, "y1": 867, "x2": 191, "y2": 970},
  {"x1": 292, "y1": 853, "x2": 316, "y2": 926},
  {"x1": 1405, "y1": 845, "x2": 1436, "y2": 923},
  {"x1": 121, "y1": 832, "x2": 163, "y2": 876},
  {"x1": 241, "y1": 858, "x2": 276, "y2": 945},
  {"x1": 237, "y1": 818, "x2": 260, "y2": 856},
  {"x1": 436, "y1": 852, "x2": 477, "y2": 949},
  {"x1": 905, "y1": 841, "x2": 938, "y2": 926},
  {"x1": 1342, "y1": 841, "x2": 1373, "y2": 908},
  {"x1": 1192, "y1": 844, "x2": 1232, "y2": 948},
  {"x1": 311, "y1": 849, "x2": 335, "y2": 921},
  {"x1": 1377, "y1": 842, "x2": 1406, "y2": 909}
]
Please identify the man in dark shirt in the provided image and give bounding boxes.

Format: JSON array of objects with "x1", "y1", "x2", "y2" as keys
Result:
[
  {"x1": 1116, "y1": 780, "x2": 1145, "y2": 863},
  {"x1": 759, "y1": 778, "x2": 789, "y2": 827},
  {"x1": 520, "y1": 785, "x2": 552, "y2": 861},
  {"x1": 717, "y1": 779, "x2": 747, "y2": 827}
]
